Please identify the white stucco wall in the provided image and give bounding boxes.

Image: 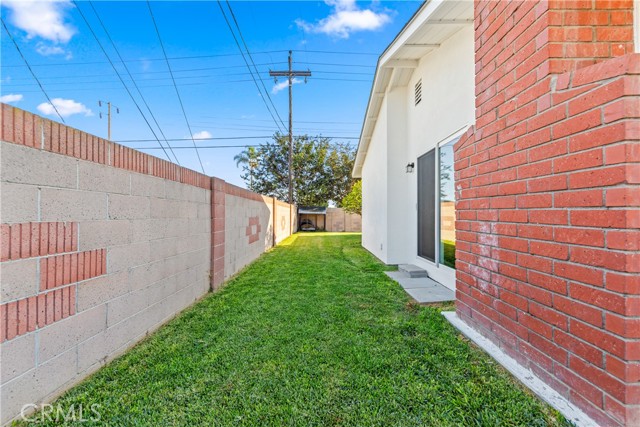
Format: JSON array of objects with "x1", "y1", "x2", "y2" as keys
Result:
[
  {"x1": 361, "y1": 97, "x2": 388, "y2": 262},
  {"x1": 385, "y1": 86, "x2": 410, "y2": 264},
  {"x1": 404, "y1": 25, "x2": 475, "y2": 289},
  {"x1": 361, "y1": 24, "x2": 474, "y2": 289}
]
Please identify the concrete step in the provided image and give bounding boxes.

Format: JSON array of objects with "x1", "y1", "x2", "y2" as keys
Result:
[
  {"x1": 398, "y1": 264, "x2": 429, "y2": 278},
  {"x1": 385, "y1": 271, "x2": 454, "y2": 303}
]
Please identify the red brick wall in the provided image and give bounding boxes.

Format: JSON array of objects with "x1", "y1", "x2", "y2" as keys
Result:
[{"x1": 456, "y1": 1, "x2": 639, "y2": 425}]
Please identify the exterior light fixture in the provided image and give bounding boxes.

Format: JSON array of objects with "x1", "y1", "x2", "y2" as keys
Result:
[{"x1": 406, "y1": 162, "x2": 415, "y2": 173}]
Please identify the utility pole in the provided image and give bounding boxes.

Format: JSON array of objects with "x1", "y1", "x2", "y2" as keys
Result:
[
  {"x1": 98, "y1": 100, "x2": 119, "y2": 141},
  {"x1": 269, "y1": 51, "x2": 311, "y2": 205}
]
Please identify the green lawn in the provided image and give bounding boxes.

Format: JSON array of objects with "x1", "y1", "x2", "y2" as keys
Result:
[
  {"x1": 441, "y1": 240, "x2": 456, "y2": 269},
  {"x1": 21, "y1": 233, "x2": 569, "y2": 426}
]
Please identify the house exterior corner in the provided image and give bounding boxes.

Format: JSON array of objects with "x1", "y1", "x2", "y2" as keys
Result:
[{"x1": 355, "y1": 1, "x2": 640, "y2": 425}]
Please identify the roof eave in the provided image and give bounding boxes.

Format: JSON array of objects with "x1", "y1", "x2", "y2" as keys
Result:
[{"x1": 352, "y1": 0, "x2": 472, "y2": 178}]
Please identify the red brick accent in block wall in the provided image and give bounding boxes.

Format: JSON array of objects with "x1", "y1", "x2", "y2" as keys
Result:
[
  {"x1": 0, "y1": 222, "x2": 107, "y2": 343},
  {"x1": 211, "y1": 177, "x2": 226, "y2": 290},
  {"x1": 459, "y1": 1, "x2": 638, "y2": 426},
  {"x1": 1, "y1": 104, "x2": 210, "y2": 189},
  {"x1": 0, "y1": 249, "x2": 106, "y2": 342},
  {"x1": 40, "y1": 249, "x2": 106, "y2": 292},
  {"x1": 0, "y1": 286, "x2": 76, "y2": 342},
  {"x1": 1, "y1": 222, "x2": 78, "y2": 261}
]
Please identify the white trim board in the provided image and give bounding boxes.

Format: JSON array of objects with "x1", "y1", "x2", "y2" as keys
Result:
[{"x1": 442, "y1": 311, "x2": 598, "y2": 427}]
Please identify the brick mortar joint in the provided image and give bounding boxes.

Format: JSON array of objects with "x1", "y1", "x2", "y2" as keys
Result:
[
  {"x1": 465, "y1": 287, "x2": 640, "y2": 336},
  {"x1": 459, "y1": 281, "x2": 640, "y2": 321}
]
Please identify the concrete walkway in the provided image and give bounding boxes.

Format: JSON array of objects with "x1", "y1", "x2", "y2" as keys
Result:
[{"x1": 385, "y1": 271, "x2": 454, "y2": 303}]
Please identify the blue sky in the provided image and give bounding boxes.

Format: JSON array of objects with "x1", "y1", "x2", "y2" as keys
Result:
[{"x1": 1, "y1": 0, "x2": 421, "y2": 186}]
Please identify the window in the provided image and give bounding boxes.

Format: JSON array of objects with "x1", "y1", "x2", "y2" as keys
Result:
[
  {"x1": 417, "y1": 136, "x2": 459, "y2": 269},
  {"x1": 414, "y1": 79, "x2": 422, "y2": 106},
  {"x1": 439, "y1": 140, "x2": 456, "y2": 268}
]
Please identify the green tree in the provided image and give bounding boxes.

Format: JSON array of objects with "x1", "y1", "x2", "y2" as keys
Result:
[
  {"x1": 341, "y1": 180, "x2": 362, "y2": 216},
  {"x1": 234, "y1": 133, "x2": 355, "y2": 206},
  {"x1": 233, "y1": 146, "x2": 258, "y2": 190}
]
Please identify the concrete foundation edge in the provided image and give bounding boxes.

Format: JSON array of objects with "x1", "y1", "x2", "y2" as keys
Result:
[{"x1": 441, "y1": 311, "x2": 597, "y2": 427}]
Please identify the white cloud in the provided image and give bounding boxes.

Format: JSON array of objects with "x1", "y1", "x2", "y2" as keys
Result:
[
  {"x1": 3, "y1": 0, "x2": 75, "y2": 58},
  {"x1": 36, "y1": 42, "x2": 71, "y2": 58},
  {"x1": 0, "y1": 94, "x2": 23, "y2": 104},
  {"x1": 272, "y1": 78, "x2": 303, "y2": 94},
  {"x1": 3, "y1": 0, "x2": 75, "y2": 43},
  {"x1": 37, "y1": 98, "x2": 93, "y2": 118},
  {"x1": 192, "y1": 130, "x2": 213, "y2": 140},
  {"x1": 296, "y1": 0, "x2": 390, "y2": 39}
]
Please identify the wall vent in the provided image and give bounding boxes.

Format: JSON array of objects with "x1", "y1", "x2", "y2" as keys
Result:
[{"x1": 415, "y1": 79, "x2": 422, "y2": 105}]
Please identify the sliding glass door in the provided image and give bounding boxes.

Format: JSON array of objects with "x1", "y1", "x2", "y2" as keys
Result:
[
  {"x1": 417, "y1": 149, "x2": 436, "y2": 262},
  {"x1": 417, "y1": 137, "x2": 458, "y2": 269}
]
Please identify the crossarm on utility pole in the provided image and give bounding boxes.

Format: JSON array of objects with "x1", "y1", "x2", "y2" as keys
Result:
[{"x1": 268, "y1": 71, "x2": 312, "y2": 77}]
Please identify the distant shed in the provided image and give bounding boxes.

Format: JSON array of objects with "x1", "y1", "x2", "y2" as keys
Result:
[
  {"x1": 298, "y1": 207, "x2": 362, "y2": 232},
  {"x1": 298, "y1": 206, "x2": 326, "y2": 231}
]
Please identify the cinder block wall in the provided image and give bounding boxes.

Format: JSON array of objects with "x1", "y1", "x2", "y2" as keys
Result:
[
  {"x1": 454, "y1": 1, "x2": 638, "y2": 426},
  {"x1": 210, "y1": 182, "x2": 297, "y2": 284},
  {"x1": 0, "y1": 105, "x2": 296, "y2": 423},
  {"x1": 0, "y1": 106, "x2": 211, "y2": 424},
  {"x1": 224, "y1": 184, "x2": 274, "y2": 279},
  {"x1": 275, "y1": 200, "x2": 295, "y2": 244},
  {"x1": 326, "y1": 208, "x2": 362, "y2": 232}
]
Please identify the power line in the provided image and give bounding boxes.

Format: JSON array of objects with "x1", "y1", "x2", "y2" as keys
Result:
[
  {"x1": 0, "y1": 50, "x2": 290, "y2": 68},
  {"x1": 1, "y1": 19, "x2": 66, "y2": 123},
  {"x1": 0, "y1": 49, "x2": 377, "y2": 69},
  {"x1": 86, "y1": 1, "x2": 181, "y2": 164},
  {"x1": 314, "y1": 70, "x2": 372, "y2": 75},
  {"x1": 132, "y1": 143, "x2": 356, "y2": 150},
  {"x1": 146, "y1": 0, "x2": 205, "y2": 173},
  {"x1": 6, "y1": 62, "x2": 290, "y2": 82},
  {"x1": 197, "y1": 116, "x2": 360, "y2": 125},
  {"x1": 216, "y1": 0, "x2": 285, "y2": 133},
  {"x1": 187, "y1": 127, "x2": 357, "y2": 134},
  {"x1": 4, "y1": 73, "x2": 217, "y2": 88},
  {"x1": 188, "y1": 123, "x2": 358, "y2": 132},
  {"x1": 3, "y1": 69, "x2": 372, "y2": 88},
  {"x1": 135, "y1": 144, "x2": 259, "y2": 149},
  {"x1": 225, "y1": 0, "x2": 287, "y2": 131},
  {"x1": 5, "y1": 61, "x2": 371, "y2": 83},
  {"x1": 118, "y1": 136, "x2": 272, "y2": 143},
  {"x1": 116, "y1": 135, "x2": 359, "y2": 143},
  {"x1": 72, "y1": 1, "x2": 174, "y2": 163},
  {"x1": 295, "y1": 61, "x2": 375, "y2": 68},
  {"x1": 292, "y1": 49, "x2": 379, "y2": 56},
  {"x1": 12, "y1": 76, "x2": 371, "y2": 94}
]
